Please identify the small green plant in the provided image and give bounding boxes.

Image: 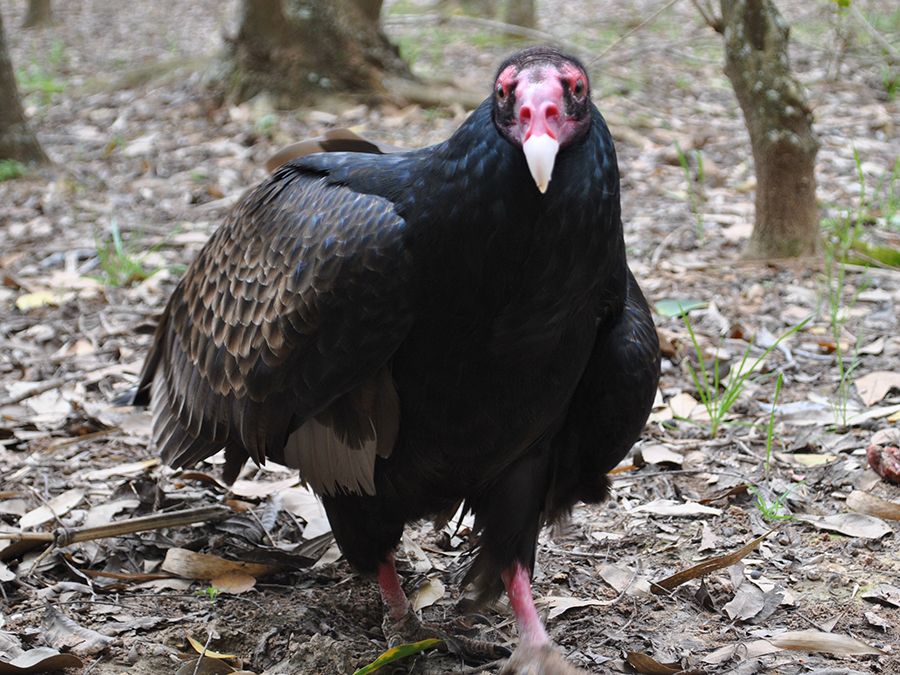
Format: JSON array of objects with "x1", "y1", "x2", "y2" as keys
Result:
[
  {"x1": 824, "y1": 246, "x2": 867, "y2": 428},
  {"x1": 674, "y1": 140, "x2": 705, "y2": 244},
  {"x1": 90, "y1": 219, "x2": 160, "y2": 287},
  {"x1": 680, "y1": 309, "x2": 805, "y2": 438},
  {"x1": 0, "y1": 159, "x2": 27, "y2": 182},
  {"x1": 880, "y1": 65, "x2": 900, "y2": 102},
  {"x1": 256, "y1": 113, "x2": 278, "y2": 137},
  {"x1": 16, "y1": 63, "x2": 66, "y2": 100},
  {"x1": 823, "y1": 148, "x2": 868, "y2": 255},
  {"x1": 822, "y1": 148, "x2": 870, "y2": 427},
  {"x1": 196, "y1": 586, "x2": 220, "y2": 604},
  {"x1": 823, "y1": 148, "x2": 900, "y2": 267},
  {"x1": 763, "y1": 372, "x2": 784, "y2": 477},
  {"x1": 48, "y1": 38, "x2": 66, "y2": 68},
  {"x1": 747, "y1": 481, "x2": 805, "y2": 521},
  {"x1": 873, "y1": 154, "x2": 900, "y2": 230},
  {"x1": 396, "y1": 35, "x2": 423, "y2": 70}
]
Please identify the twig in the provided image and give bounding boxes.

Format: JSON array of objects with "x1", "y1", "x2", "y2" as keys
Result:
[
  {"x1": 383, "y1": 13, "x2": 587, "y2": 59},
  {"x1": 82, "y1": 655, "x2": 104, "y2": 675},
  {"x1": 691, "y1": 0, "x2": 720, "y2": 32},
  {"x1": 0, "y1": 505, "x2": 232, "y2": 546},
  {"x1": 849, "y1": 5, "x2": 900, "y2": 65},
  {"x1": 192, "y1": 632, "x2": 215, "y2": 675},
  {"x1": 0, "y1": 376, "x2": 70, "y2": 406},
  {"x1": 590, "y1": 0, "x2": 684, "y2": 64},
  {"x1": 453, "y1": 659, "x2": 506, "y2": 675}
]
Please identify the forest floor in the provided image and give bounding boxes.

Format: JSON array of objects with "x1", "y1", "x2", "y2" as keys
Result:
[{"x1": 1, "y1": 0, "x2": 900, "y2": 674}]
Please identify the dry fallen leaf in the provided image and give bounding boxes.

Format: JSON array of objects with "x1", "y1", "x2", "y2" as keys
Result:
[
  {"x1": 598, "y1": 564, "x2": 651, "y2": 597},
  {"x1": 862, "y1": 583, "x2": 900, "y2": 608},
  {"x1": 766, "y1": 629, "x2": 882, "y2": 655},
  {"x1": 14, "y1": 291, "x2": 62, "y2": 312},
  {"x1": 624, "y1": 651, "x2": 682, "y2": 674},
  {"x1": 274, "y1": 486, "x2": 319, "y2": 521},
  {"x1": 629, "y1": 499, "x2": 721, "y2": 517},
  {"x1": 41, "y1": 606, "x2": 113, "y2": 657},
  {"x1": 0, "y1": 647, "x2": 83, "y2": 674},
  {"x1": 538, "y1": 595, "x2": 611, "y2": 620},
  {"x1": 668, "y1": 392, "x2": 700, "y2": 419},
  {"x1": 18, "y1": 489, "x2": 85, "y2": 530},
  {"x1": 211, "y1": 569, "x2": 257, "y2": 594},
  {"x1": 411, "y1": 577, "x2": 445, "y2": 611},
  {"x1": 185, "y1": 632, "x2": 236, "y2": 659},
  {"x1": 854, "y1": 370, "x2": 900, "y2": 407},
  {"x1": 865, "y1": 611, "x2": 892, "y2": 631},
  {"x1": 701, "y1": 640, "x2": 780, "y2": 664},
  {"x1": 231, "y1": 475, "x2": 300, "y2": 498},
  {"x1": 723, "y1": 584, "x2": 765, "y2": 621},
  {"x1": 635, "y1": 444, "x2": 683, "y2": 466},
  {"x1": 652, "y1": 528, "x2": 778, "y2": 593},
  {"x1": 792, "y1": 453, "x2": 836, "y2": 466},
  {"x1": 846, "y1": 490, "x2": 900, "y2": 520},
  {"x1": 795, "y1": 513, "x2": 892, "y2": 539},
  {"x1": 161, "y1": 548, "x2": 277, "y2": 580}
]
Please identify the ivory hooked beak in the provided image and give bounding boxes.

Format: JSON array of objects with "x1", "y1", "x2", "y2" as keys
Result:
[{"x1": 522, "y1": 134, "x2": 560, "y2": 194}]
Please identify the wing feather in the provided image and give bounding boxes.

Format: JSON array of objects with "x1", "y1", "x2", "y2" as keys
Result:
[{"x1": 138, "y1": 164, "x2": 414, "y2": 494}]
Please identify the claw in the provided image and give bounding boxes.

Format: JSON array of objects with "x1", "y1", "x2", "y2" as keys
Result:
[
  {"x1": 463, "y1": 613, "x2": 494, "y2": 628},
  {"x1": 383, "y1": 606, "x2": 510, "y2": 663}
]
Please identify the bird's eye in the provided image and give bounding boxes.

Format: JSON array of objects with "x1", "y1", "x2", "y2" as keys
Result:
[
  {"x1": 496, "y1": 83, "x2": 506, "y2": 100},
  {"x1": 573, "y1": 78, "x2": 585, "y2": 98}
]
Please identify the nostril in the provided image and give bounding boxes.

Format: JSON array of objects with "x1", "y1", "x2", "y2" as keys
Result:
[
  {"x1": 520, "y1": 107, "x2": 532, "y2": 124},
  {"x1": 543, "y1": 104, "x2": 560, "y2": 121}
]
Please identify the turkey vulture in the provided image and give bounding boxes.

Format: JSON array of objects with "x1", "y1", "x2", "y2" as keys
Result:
[{"x1": 135, "y1": 47, "x2": 660, "y2": 673}]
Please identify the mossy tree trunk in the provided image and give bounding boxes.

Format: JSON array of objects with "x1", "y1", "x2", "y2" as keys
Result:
[
  {"x1": 21, "y1": 0, "x2": 54, "y2": 29},
  {"x1": 221, "y1": 0, "x2": 412, "y2": 107},
  {"x1": 0, "y1": 9, "x2": 49, "y2": 164},
  {"x1": 716, "y1": 0, "x2": 820, "y2": 259}
]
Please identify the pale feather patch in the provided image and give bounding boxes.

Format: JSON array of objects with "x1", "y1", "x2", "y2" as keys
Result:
[{"x1": 284, "y1": 418, "x2": 378, "y2": 496}]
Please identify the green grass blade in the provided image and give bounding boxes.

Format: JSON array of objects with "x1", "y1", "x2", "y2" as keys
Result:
[{"x1": 352, "y1": 639, "x2": 443, "y2": 675}]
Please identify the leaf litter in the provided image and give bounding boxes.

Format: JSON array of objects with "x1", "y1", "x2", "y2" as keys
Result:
[{"x1": 1, "y1": 0, "x2": 899, "y2": 674}]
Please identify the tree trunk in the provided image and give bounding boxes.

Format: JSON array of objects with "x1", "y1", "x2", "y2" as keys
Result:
[
  {"x1": 21, "y1": 0, "x2": 54, "y2": 29},
  {"x1": 717, "y1": 0, "x2": 820, "y2": 259},
  {"x1": 219, "y1": 0, "x2": 412, "y2": 107},
  {"x1": 351, "y1": 0, "x2": 382, "y2": 23},
  {"x1": 0, "y1": 8, "x2": 49, "y2": 164}
]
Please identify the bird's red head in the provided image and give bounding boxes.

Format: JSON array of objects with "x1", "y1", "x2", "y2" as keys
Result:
[{"x1": 492, "y1": 47, "x2": 592, "y2": 193}]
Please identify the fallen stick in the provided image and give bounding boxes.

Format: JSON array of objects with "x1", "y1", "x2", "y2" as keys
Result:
[{"x1": 0, "y1": 505, "x2": 232, "y2": 547}]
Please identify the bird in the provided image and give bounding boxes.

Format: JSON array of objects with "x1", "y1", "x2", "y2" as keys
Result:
[
  {"x1": 264, "y1": 128, "x2": 410, "y2": 173},
  {"x1": 134, "y1": 46, "x2": 661, "y2": 674}
]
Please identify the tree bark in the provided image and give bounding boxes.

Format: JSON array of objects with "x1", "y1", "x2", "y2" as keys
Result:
[
  {"x1": 717, "y1": 0, "x2": 820, "y2": 259},
  {"x1": 219, "y1": 0, "x2": 412, "y2": 107},
  {"x1": 21, "y1": 0, "x2": 54, "y2": 29},
  {"x1": 0, "y1": 8, "x2": 49, "y2": 164},
  {"x1": 351, "y1": 0, "x2": 382, "y2": 23}
]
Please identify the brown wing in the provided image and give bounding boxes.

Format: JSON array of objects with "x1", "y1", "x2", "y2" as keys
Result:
[
  {"x1": 137, "y1": 164, "x2": 413, "y2": 494},
  {"x1": 265, "y1": 129, "x2": 411, "y2": 172}
]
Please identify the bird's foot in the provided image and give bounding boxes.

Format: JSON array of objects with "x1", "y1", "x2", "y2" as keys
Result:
[
  {"x1": 382, "y1": 606, "x2": 511, "y2": 663},
  {"x1": 499, "y1": 641, "x2": 590, "y2": 675}
]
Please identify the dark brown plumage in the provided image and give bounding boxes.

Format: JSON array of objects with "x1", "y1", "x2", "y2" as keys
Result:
[{"x1": 135, "y1": 47, "x2": 660, "y2": 672}]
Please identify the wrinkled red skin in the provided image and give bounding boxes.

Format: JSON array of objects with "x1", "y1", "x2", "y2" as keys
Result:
[{"x1": 866, "y1": 445, "x2": 900, "y2": 484}]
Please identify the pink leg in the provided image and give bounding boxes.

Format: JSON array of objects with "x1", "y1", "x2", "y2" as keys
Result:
[
  {"x1": 377, "y1": 555, "x2": 411, "y2": 622},
  {"x1": 502, "y1": 561, "x2": 549, "y2": 646}
]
